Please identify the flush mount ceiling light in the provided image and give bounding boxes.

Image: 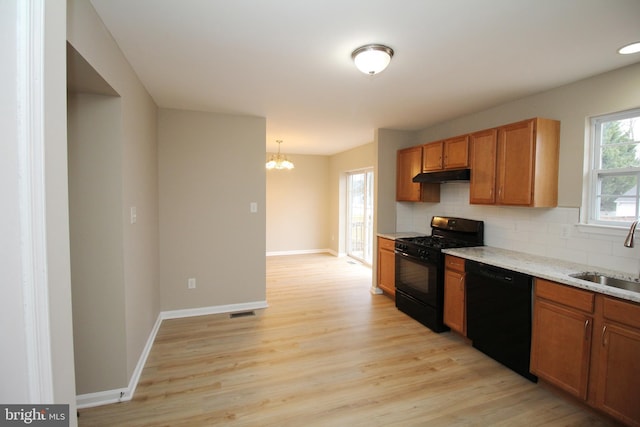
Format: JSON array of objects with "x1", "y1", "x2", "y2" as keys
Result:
[
  {"x1": 266, "y1": 140, "x2": 294, "y2": 170},
  {"x1": 351, "y1": 44, "x2": 394, "y2": 75},
  {"x1": 618, "y1": 41, "x2": 640, "y2": 55}
]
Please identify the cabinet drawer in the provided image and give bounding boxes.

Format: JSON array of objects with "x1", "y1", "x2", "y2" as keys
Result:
[
  {"x1": 536, "y1": 279, "x2": 594, "y2": 313},
  {"x1": 603, "y1": 297, "x2": 640, "y2": 329},
  {"x1": 445, "y1": 255, "x2": 465, "y2": 272},
  {"x1": 378, "y1": 237, "x2": 395, "y2": 252}
]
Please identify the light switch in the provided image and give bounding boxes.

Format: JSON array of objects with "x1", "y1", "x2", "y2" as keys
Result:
[
  {"x1": 130, "y1": 207, "x2": 137, "y2": 224},
  {"x1": 250, "y1": 202, "x2": 258, "y2": 213}
]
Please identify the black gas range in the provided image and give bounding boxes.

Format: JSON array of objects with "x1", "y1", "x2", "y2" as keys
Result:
[{"x1": 394, "y1": 216, "x2": 484, "y2": 332}]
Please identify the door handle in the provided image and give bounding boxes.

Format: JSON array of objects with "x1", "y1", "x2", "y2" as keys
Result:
[{"x1": 602, "y1": 325, "x2": 607, "y2": 347}]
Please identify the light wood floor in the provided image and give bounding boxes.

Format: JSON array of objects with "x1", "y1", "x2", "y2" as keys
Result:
[{"x1": 78, "y1": 253, "x2": 616, "y2": 426}]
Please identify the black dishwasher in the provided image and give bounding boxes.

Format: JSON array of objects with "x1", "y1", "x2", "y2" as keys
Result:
[{"x1": 465, "y1": 260, "x2": 537, "y2": 382}]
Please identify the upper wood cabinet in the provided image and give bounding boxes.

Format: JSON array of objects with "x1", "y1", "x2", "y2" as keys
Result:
[
  {"x1": 422, "y1": 141, "x2": 443, "y2": 171},
  {"x1": 396, "y1": 146, "x2": 440, "y2": 202},
  {"x1": 444, "y1": 135, "x2": 469, "y2": 170},
  {"x1": 469, "y1": 129, "x2": 498, "y2": 204},
  {"x1": 470, "y1": 118, "x2": 560, "y2": 207},
  {"x1": 397, "y1": 146, "x2": 423, "y2": 201},
  {"x1": 422, "y1": 135, "x2": 469, "y2": 172}
]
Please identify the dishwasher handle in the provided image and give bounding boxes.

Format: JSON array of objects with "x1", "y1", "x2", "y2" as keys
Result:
[{"x1": 465, "y1": 260, "x2": 532, "y2": 287}]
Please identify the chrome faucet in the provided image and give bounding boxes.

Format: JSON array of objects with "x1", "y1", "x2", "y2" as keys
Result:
[{"x1": 624, "y1": 219, "x2": 639, "y2": 248}]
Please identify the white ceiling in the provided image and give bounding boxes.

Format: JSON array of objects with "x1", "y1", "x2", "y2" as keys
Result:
[{"x1": 89, "y1": 0, "x2": 640, "y2": 155}]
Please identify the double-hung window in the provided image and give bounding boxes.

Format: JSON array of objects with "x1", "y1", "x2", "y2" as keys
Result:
[{"x1": 589, "y1": 108, "x2": 640, "y2": 226}]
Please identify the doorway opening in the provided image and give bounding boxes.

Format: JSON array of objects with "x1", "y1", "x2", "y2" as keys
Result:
[{"x1": 346, "y1": 168, "x2": 374, "y2": 265}]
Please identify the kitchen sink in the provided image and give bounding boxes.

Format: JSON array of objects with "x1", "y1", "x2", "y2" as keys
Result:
[{"x1": 570, "y1": 272, "x2": 640, "y2": 293}]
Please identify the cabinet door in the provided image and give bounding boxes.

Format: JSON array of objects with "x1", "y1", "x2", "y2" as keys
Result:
[
  {"x1": 497, "y1": 119, "x2": 535, "y2": 205},
  {"x1": 469, "y1": 128, "x2": 497, "y2": 204},
  {"x1": 422, "y1": 141, "x2": 443, "y2": 172},
  {"x1": 443, "y1": 135, "x2": 469, "y2": 169},
  {"x1": 396, "y1": 146, "x2": 423, "y2": 201},
  {"x1": 443, "y1": 269, "x2": 465, "y2": 335},
  {"x1": 530, "y1": 299, "x2": 592, "y2": 399},
  {"x1": 595, "y1": 323, "x2": 640, "y2": 425},
  {"x1": 377, "y1": 238, "x2": 395, "y2": 296}
]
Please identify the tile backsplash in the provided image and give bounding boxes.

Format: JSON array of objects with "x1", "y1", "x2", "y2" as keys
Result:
[{"x1": 397, "y1": 183, "x2": 640, "y2": 276}]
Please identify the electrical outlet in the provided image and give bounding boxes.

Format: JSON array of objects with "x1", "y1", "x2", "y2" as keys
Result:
[
  {"x1": 188, "y1": 278, "x2": 196, "y2": 289},
  {"x1": 560, "y1": 225, "x2": 571, "y2": 239}
]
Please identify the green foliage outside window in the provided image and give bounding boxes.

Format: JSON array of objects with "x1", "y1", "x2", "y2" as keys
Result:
[{"x1": 599, "y1": 118, "x2": 639, "y2": 213}]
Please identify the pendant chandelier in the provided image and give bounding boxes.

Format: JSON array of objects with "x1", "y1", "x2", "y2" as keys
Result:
[{"x1": 266, "y1": 140, "x2": 294, "y2": 170}]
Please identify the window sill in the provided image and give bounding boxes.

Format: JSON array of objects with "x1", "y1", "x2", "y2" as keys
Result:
[{"x1": 576, "y1": 223, "x2": 633, "y2": 236}]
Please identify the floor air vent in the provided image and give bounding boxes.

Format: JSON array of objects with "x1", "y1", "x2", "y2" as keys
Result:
[{"x1": 230, "y1": 311, "x2": 255, "y2": 319}]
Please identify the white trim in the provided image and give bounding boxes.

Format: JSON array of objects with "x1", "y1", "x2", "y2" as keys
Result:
[
  {"x1": 76, "y1": 388, "x2": 129, "y2": 409},
  {"x1": 586, "y1": 108, "x2": 640, "y2": 226},
  {"x1": 125, "y1": 314, "x2": 163, "y2": 400},
  {"x1": 77, "y1": 300, "x2": 269, "y2": 408},
  {"x1": 17, "y1": 0, "x2": 54, "y2": 403},
  {"x1": 77, "y1": 314, "x2": 162, "y2": 408},
  {"x1": 161, "y1": 300, "x2": 268, "y2": 320},
  {"x1": 575, "y1": 222, "x2": 633, "y2": 237},
  {"x1": 266, "y1": 249, "x2": 333, "y2": 257}
]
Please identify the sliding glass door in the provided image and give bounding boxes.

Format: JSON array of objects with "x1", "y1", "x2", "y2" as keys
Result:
[{"x1": 347, "y1": 168, "x2": 374, "y2": 264}]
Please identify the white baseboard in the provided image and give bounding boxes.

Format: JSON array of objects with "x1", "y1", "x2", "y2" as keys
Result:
[
  {"x1": 266, "y1": 248, "x2": 332, "y2": 257},
  {"x1": 161, "y1": 300, "x2": 268, "y2": 320},
  {"x1": 76, "y1": 387, "x2": 129, "y2": 409},
  {"x1": 76, "y1": 300, "x2": 268, "y2": 408}
]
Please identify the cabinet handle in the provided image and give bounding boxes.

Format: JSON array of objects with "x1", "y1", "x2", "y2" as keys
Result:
[
  {"x1": 584, "y1": 319, "x2": 590, "y2": 340},
  {"x1": 602, "y1": 325, "x2": 607, "y2": 347}
]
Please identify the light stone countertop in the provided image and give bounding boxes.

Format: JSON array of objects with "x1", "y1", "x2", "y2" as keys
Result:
[
  {"x1": 443, "y1": 246, "x2": 640, "y2": 304},
  {"x1": 377, "y1": 232, "x2": 427, "y2": 240}
]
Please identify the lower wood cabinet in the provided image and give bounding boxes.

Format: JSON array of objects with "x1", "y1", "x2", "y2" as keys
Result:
[
  {"x1": 443, "y1": 255, "x2": 466, "y2": 335},
  {"x1": 377, "y1": 237, "x2": 395, "y2": 297},
  {"x1": 531, "y1": 278, "x2": 640, "y2": 426},
  {"x1": 594, "y1": 297, "x2": 640, "y2": 425},
  {"x1": 530, "y1": 280, "x2": 593, "y2": 399}
]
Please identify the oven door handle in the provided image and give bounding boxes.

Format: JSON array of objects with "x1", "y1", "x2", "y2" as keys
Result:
[{"x1": 395, "y1": 250, "x2": 432, "y2": 262}]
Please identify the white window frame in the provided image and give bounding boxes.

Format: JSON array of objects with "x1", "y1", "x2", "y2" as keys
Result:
[{"x1": 587, "y1": 107, "x2": 640, "y2": 227}]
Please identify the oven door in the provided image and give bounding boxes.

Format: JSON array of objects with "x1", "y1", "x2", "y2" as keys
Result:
[{"x1": 394, "y1": 252, "x2": 441, "y2": 307}]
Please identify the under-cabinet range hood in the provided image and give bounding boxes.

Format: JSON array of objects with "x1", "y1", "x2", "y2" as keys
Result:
[{"x1": 412, "y1": 169, "x2": 471, "y2": 183}]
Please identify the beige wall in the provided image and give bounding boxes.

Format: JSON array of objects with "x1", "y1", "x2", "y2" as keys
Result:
[
  {"x1": 67, "y1": 93, "x2": 128, "y2": 394},
  {"x1": 67, "y1": 0, "x2": 160, "y2": 393},
  {"x1": 266, "y1": 154, "x2": 330, "y2": 254},
  {"x1": 158, "y1": 108, "x2": 266, "y2": 310},
  {"x1": 265, "y1": 143, "x2": 378, "y2": 256},
  {"x1": 375, "y1": 129, "x2": 418, "y2": 235}
]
